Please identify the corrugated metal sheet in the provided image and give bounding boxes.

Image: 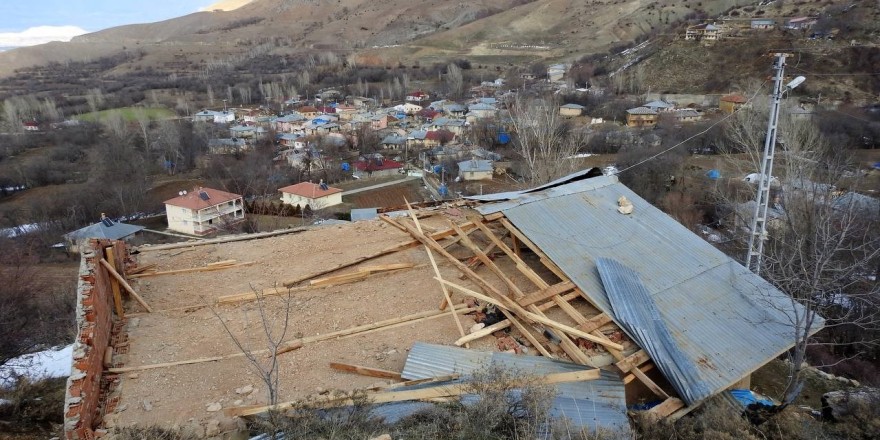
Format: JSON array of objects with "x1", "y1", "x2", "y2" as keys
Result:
[
  {"x1": 485, "y1": 176, "x2": 821, "y2": 408},
  {"x1": 350, "y1": 208, "x2": 379, "y2": 222},
  {"x1": 402, "y1": 343, "x2": 630, "y2": 433},
  {"x1": 467, "y1": 167, "x2": 604, "y2": 202},
  {"x1": 597, "y1": 258, "x2": 710, "y2": 404}
]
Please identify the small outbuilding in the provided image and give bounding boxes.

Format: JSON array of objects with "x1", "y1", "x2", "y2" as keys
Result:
[
  {"x1": 64, "y1": 215, "x2": 145, "y2": 252},
  {"x1": 458, "y1": 159, "x2": 494, "y2": 181},
  {"x1": 559, "y1": 103, "x2": 586, "y2": 117}
]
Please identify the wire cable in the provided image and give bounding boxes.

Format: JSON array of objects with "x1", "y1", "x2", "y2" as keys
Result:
[{"x1": 616, "y1": 81, "x2": 768, "y2": 175}]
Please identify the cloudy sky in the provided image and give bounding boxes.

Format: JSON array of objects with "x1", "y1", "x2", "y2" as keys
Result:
[{"x1": 0, "y1": 1, "x2": 219, "y2": 48}]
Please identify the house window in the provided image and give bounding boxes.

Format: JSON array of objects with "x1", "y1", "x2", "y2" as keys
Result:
[{"x1": 208, "y1": 219, "x2": 213, "y2": 225}]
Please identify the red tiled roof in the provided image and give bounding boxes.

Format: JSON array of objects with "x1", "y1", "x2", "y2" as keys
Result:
[
  {"x1": 164, "y1": 187, "x2": 242, "y2": 210},
  {"x1": 317, "y1": 106, "x2": 336, "y2": 113},
  {"x1": 408, "y1": 91, "x2": 427, "y2": 97},
  {"x1": 419, "y1": 109, "x2": 440, "y2": 119},
  {"x1": 721, "y1": 94, "x2": 748, "y2": 104},
  {"x1": 426, "y1": 130, "x2": 455, "y2": 141},
  {"x1": 278, "y1": 182, "x2": 342, "y2": 198},
  {"x1": 354, "y1": 159, "x2": 403, "y2": 172}
]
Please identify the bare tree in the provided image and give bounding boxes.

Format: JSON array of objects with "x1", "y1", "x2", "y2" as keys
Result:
[
  {"x1": 720, "y1": 100, "x2": 880, "y2": 402},
  {"x1": 509, "y1": 96, "x2": 584, "y2": 185},
  {"x1": 212, "y1": 285, "x2": 294, "y2": 408},
  {"x1": 446, "y1": 63, "x2": 463, "y2": 99}
]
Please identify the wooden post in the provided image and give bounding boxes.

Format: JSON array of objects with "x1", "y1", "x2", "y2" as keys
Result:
[
  {"x1": 99, "y1": 259, "x2": 153, "y2": 313},
  {"x1": 104, "y1": 247, "x2": 125, "y2": 318},
  {"x1": 404, "y1": 200, "x2": 469, "y2": 348}
]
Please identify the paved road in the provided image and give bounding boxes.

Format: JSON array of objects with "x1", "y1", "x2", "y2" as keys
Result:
[{"x1": 341, "y1": 176, "x2": 420, "y2": 196}]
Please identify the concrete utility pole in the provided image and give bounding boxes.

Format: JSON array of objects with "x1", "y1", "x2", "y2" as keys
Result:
[{"x1": 745, "y1": 53, "x2": 805, "y2": 274}]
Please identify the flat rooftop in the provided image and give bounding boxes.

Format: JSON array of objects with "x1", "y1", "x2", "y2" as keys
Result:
[{"x1": 108, "y1": 211, "x2": 621, "y2": 430}]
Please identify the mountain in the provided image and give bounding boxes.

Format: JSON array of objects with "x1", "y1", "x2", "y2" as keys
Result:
[{"x1": 0, "y1": 0, "x2": 742, "y2": 79}]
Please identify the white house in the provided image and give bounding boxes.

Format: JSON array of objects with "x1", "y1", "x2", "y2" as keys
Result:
[
  {"x1": 279, "y1": 182, "x2": 343, "y2": 210},
  {"x1": 163, "y1": 188, "x2": 245, "y2": 236},
  {"x1": 194, "y1": 110, "x2": 236, "y2": 124}
]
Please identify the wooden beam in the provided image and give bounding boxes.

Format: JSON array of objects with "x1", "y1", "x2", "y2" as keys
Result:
[
  {"x1": 99, "y1": 259, "x2": 152, "y2": 313},
  {"x1": 207, "y1": 259, "x2": 238, "y2": 267},
  {"x1": 309, "y1": 271, "x2": 370, "y2": 287},
  {"x1": 517, "y1": 281, "x2": 576, "y2": 307},
  {"x1": 136, "y1": 228, "x2": 304, "y2": 252},
  {"x1": 631, "y1": 366, "x2": 669, "y2": 399},
  {"x1": 649, "y1": 398, "x2": 685, "y2": 418},
  {"x1": 435, "y1": 278, "x2": 624, "y2": 352},
  {"x1": 624, "y1": 363, "x2": 656, "y2": 384},
  {"x1": 454, "y1": 291, "x2": 581, "y2": 346},
  {"x1": 109, "y1": 305, "x2": 477, "y2": 373},
  {"x1": 329, "y1": 362, "x2": 402, "y2": 380},
  {"x1": 578, "y1": 313, "x2": 614, "y2": 333},
  {"x1": 129, "y1": 261, "x2": 255, "y2": 278},
  {"x1": 378, "y1": 214, "x2": 407, "y2": 232},
  {"x1": 616, "y1": 350, "x2": 650, "y2": 373},
  {"x1": 449, "y1": 221, "x2": 589, "y2": 363},
  {"x1": 404, "y1": 199, "x2": 469, "y2": 348},
  {"x1": 231, "y1": 368, "x2": 603, "y2": 417},
  {"x1": 104, "y1": 247, "x2": 125, "y2": 318},
  {"x1": 127, "y1": 263, "x2": 157, "y2": 275}
]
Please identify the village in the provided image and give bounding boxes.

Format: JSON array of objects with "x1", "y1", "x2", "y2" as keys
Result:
[{"x1": 1, "y1": 2, "x2": 878, "y2": 439}]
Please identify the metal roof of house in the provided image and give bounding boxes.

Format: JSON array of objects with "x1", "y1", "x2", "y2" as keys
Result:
[
  {"x1": 626, "y1": 107, "x2": 657, "y2": 115},
  {"x1": 560, "y1": 103, "x2": 586, "y2": 110},
  {"x1": 458, "y1": 159, "x2": 494, "y2": 173},
  {"x1": 473, "y1": 175, "x2": 821, "y2": 407},
  {"x1": 468, "y1": 103, "x2": 496, "y2": 111},
  {"x1": 350, "y1": 208, "x2": 379, "y2": 222},
  {"x1": 64, "y1": 220, "x2": 145, "y2": 242},
  {"x1": 401, "y1": 343, "x2": 631, "y2": 434},
  {"x1": 643, "y1": 100, "x2": 674, "y2": 109}
]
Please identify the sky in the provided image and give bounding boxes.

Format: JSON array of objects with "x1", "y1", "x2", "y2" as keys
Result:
[{"x1": 0, "y1": 1, "x2": 219, "y2": 48}]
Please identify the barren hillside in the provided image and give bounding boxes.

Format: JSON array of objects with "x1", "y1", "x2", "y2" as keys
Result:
[{"x1": 0, "y1": 0, "x2": 743, "y2": 78}]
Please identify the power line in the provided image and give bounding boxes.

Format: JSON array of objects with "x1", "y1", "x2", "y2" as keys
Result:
[{"x1": 616, "y1": 81, "x2": 768, "y2": 175}]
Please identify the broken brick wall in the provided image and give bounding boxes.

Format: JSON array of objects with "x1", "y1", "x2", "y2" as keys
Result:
[{"x1": 63, "y1": 240, "x2": 126, "y2": 440}]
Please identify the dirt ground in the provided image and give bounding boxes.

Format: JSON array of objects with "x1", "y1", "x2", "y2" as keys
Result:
[{"x1": 107, "y1": 209, "x2": 631, "y2": 434}]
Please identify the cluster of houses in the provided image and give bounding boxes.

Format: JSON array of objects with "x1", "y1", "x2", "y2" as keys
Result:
[
  {"x1": 624, "y1": 100, "x2": 706, "y2": 128},
  {"x1": 194, "y1": 90, "x2": 518, "y2": 181},
  {"x1": 685, "y1": 16, "x2": 819, "y2": 41}
]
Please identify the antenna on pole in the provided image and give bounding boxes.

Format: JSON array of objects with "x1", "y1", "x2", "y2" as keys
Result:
[{"x1": 745, "y1": 52, "x2": 802, "y2": 274}]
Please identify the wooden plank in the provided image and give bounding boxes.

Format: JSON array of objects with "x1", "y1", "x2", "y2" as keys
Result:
[
  {"x1": 435, "y1": 278, "x2": 624, "y2": 352},
  {"x1": 517, "y1": 281, "x2": 576, "y2": 307},
  {"x1": 99, "y1": 259, "x2": 152, "y2": 313},
  {"x1": 357, "y1": 263, "x2": 415, "y2": 273},
  {"x1": 127, "y1": 263, "x2": 157, "y2": 275},
  {"x1": 579, "y1": 313, "x2": 614, "y2": 333},
  {"x1": 207, "y1": 259, "x2": 237, "y2": 267},
  {"x1": 136, "y1": 228, "x2": 304, "y2": 252},
  {"x1": 631, "y1": 366, "x2": 669, "y2": 399},
  {"x1": 616, "y1": 350, "x2": 650, "y2": 373},
  {"x1": 218, "y1": 265, "x2": 422, "y2": 305},
  {"x1": 329, "y1": 362, "x2": 402, "y2": 380},
  {"x1": 104, "y1": 247, "x2": 125, "y2": 318},
  {"x1": 378, "y1": 214, "x2": 407, "y2": 232},
  {"x1": 110, "y1": 305, "x2": 477, "y2": 373},
  {"x1": 310, "y1": 271, "x2": 370, "y2": 287},
  {"x1": 624, "y1": 363, "x2": 656, "y2": 384},
  {"x1": 649, "y1": 398, "x2": 685, "y2": 418},
  {"x1": 129, "y1": 261, "x2": 255, "y2": 278},
  {"x1": 454, "y1": 291, "x2": 580, "y2": 346},
  {"x1": 404, "y1": 200, "x2": 469, "y2": 348},
  {"x1": 231, "y1": 368, "x2": 603, "y2": 417}
]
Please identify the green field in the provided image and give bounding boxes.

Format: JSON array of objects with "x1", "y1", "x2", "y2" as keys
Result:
[{"x1": 75, "y1": 107, "x2": 176, "y2": 122}]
